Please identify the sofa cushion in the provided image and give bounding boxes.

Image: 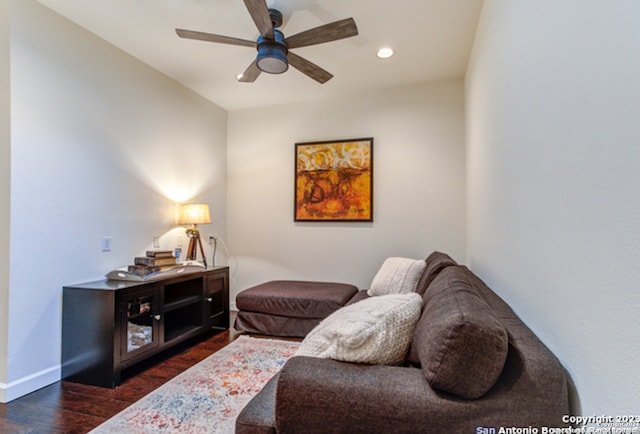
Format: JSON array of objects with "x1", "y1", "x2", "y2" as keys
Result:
[
  {"x1": 235, "y1": 280, "x2": 358, "y2": 319},
  {"x1": 367, "y1": 257, "x2": 426, "y2": 296},
  {"x1": 415, "y1": 251, "x2": 458, "y2": 296},
  {"x1": 344, "y1": 289, "x2": 370, "y2": 306},
  {"x1": 411, "y1": 267, "x2": 509, "y2": 399},
  {"x1": 296, "y1": 293, "x2": 422, "y2": 365}
]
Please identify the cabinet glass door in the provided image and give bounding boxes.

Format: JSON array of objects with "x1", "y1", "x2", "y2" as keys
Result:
[
  {"x1": 121, "y1": 289, "x2": 159, "y2": 360},
  {"x1": 205, "y1": 272, "x2": 229, "y2": 329}
]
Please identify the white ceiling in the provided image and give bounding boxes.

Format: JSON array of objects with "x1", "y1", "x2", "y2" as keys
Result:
[{"x1": 36, "y1": 0, "x2": 483, "y2": 111}]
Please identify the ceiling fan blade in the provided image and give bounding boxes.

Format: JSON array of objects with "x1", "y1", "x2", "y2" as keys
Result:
[
  {"x1": 238, "y1": 60, "x2": 262, "y2": 83},
  {"x1": 285, "y1": 18, "x2": 358, "y2": 49},
  {"x1": 176, "y1": 29, "x2": 256, "y2": 47},
  {"x1": 243, "y1": 0, "x2": 274, "y2": 39},
  {"x1": 287, "y1": 51, "x2": 333, "y2": 84}
]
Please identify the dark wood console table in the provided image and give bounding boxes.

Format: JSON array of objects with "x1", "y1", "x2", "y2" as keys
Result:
[{"x1": 61, "y1": 266, "x2": 229, "y2": 388}]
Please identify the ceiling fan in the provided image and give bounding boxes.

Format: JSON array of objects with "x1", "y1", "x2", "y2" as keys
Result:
[{"x1": 175, "y1": 0, "x2": 358, "y2": 84}]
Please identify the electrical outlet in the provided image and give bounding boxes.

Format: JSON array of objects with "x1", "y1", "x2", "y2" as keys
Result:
[
  {"x1": 153, "y1": 236, "x2": 160, "y2": 249},
  {"x1": 101, "y1": 236, "x2": 112, "y2": 252}
]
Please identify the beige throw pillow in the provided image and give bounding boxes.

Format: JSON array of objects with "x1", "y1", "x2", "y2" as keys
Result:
[
  {"x1": 367, "y1": 257, "x2": 426, "y2": 296},
  {"x1": 296, "y1": 292, "x2": 422, "y2": 365}
]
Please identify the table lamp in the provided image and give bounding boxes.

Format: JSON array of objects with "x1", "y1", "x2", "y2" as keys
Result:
[{"x1": 178, "y1": 203, "x2": 211, "y2": 268}]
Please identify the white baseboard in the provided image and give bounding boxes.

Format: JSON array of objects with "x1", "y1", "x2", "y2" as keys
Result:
[
  {"x1": 230, "y1": 301, "x2": 238, "y2": 312},
  {"x1": 0, "y1": 364, "x2": 60, "y2": 403}
]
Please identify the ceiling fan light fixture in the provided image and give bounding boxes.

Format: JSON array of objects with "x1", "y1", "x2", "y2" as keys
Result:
[{"x1": 256, "y1": 29, "x2": 288, "y2": 74}]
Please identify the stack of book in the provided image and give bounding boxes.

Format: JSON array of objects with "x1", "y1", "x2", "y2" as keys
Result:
[{"x1": 128, "y1": 250, "x2": 177, "y2": 277}]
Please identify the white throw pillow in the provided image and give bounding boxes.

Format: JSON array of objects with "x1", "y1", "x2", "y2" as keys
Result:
[
  {"x1": 367, "y1": 257, "x2": 426, "y2": 296},
  {"x1": 295, "y1": 293, "x2": 422, "y2": 365}
]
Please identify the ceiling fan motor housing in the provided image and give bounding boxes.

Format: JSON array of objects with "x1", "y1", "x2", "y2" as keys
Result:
[
  {"x1": 268, "y1": 8, "x2": 283, "y2": 28},
  {"x1": 256, "y1": 29, "x2": 288, "y2": 74}
]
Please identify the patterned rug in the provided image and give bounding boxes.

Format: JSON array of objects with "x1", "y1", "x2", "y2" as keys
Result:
[{"x1": 90, "y1": 335, "x2": 300, "y2": 433}]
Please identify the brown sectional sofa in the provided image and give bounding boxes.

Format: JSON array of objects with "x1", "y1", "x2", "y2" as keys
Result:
[{"x1": 235, "y1": 252, "x2": 572, "y2": 433}]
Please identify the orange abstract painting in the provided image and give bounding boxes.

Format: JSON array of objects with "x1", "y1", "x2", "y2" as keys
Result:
[{"x1": 295, "y1": 138, "x2": 373, "y2": 221}]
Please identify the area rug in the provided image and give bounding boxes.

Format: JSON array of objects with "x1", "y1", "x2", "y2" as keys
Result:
[{"x1": 90, "y1": 335, "x2": 300, "y2": 434}]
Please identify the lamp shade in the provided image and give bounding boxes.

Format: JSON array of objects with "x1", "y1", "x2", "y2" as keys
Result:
[{"x1": 178, "y1": 203, "x2": 211, "y2": 225}]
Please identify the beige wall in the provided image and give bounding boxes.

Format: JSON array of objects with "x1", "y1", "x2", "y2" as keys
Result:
[
  {"x1": 466, "y1": 0, "x2": 640, "y2": 414},
  {"x1": 227, "y1": 80, "x2": 466, "y2": 305},
  {"x1": 2, "y1": 0, "x2": 227, "y2": 401},
  {"x1": 0, "y1": 0, "x2": 10, "y2": 401}
]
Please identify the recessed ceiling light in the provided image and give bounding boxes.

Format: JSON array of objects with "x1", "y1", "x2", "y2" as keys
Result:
[{"x1": 377, "y1": 47, "x2": 394, "y2": 59}]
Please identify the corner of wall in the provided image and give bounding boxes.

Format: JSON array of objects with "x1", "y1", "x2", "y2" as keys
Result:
[{"x1": 0, "y1": 0, "x2": 12, "y2": 393}]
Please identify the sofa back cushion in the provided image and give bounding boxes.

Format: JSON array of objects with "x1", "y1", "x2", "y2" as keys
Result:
[
  {"x1": 415, "y1": 251, "x2": 458, "y2": 296},
  {"x1": 410, "y1": 267, "x2": 509, "y2": 399}
]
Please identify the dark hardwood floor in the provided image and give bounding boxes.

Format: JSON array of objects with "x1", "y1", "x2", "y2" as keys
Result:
[{"x1": 0, "y1": 322, "x2": 244, "y2": 434}]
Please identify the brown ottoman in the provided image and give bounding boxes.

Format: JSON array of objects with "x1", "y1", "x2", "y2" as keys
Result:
[{"x1": 234, "y1": 280, "x2": 359, "y2": 337}]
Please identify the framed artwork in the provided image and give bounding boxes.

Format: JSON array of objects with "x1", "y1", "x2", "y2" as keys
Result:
[{"x1": 295, "y1": 137, "x2": 373, "y2": 222}]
